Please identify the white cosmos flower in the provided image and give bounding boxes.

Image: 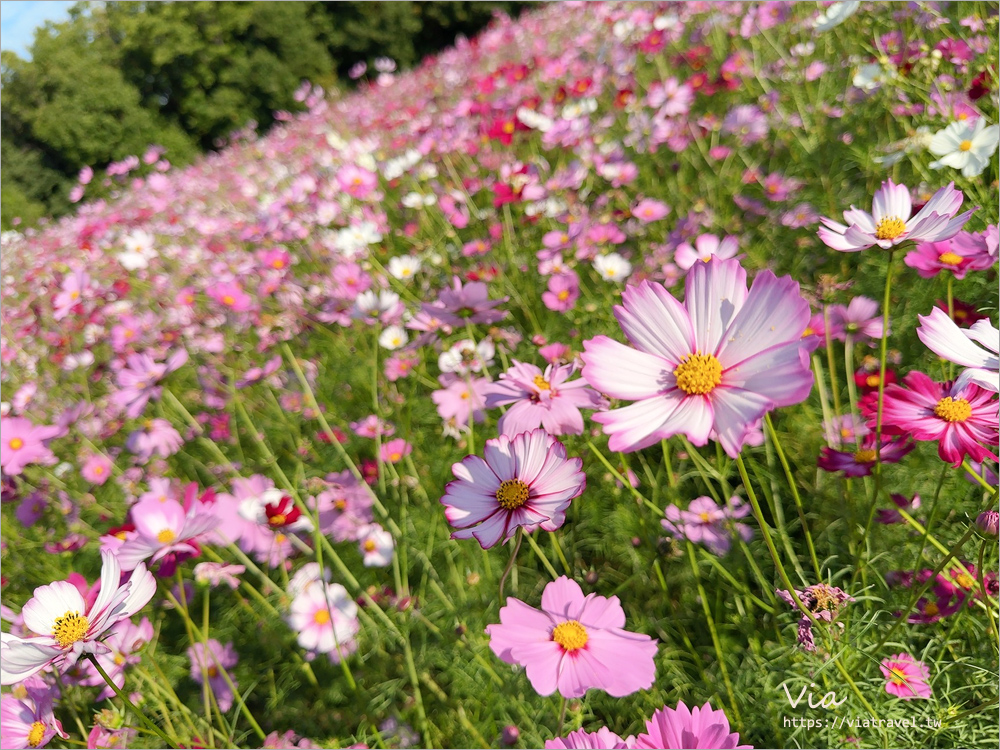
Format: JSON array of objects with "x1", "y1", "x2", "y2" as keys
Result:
[
  {"x1": 814, "y1": 1, "x2": 860, "y2": 33},
  {"x1": 378, "y1": 325, "x2": 408, "y2": 351},
  {"x1": 387, "y1": 256, "x2": 421, "y2": 280},
  {"x1": 929, "y1": 119, "x2": 1000, "y2": 178},
  {"x1": 438, "y1": 338, "x2": 495, "y2": 375},
  {"x1": 853, "y1": 63, "x2": 887, "y2": 91},
  {"x1": 593, "y1": 252, "x2": 632, "y2": 282},
  {"x1": 358, "y1": 523, "x2": 394, "y2": 567},
  {"x1": 1, "y1": 550, "x2": 155, "y2": 685},
  {"x1": 917, "y1": 307, "x2": 999, "y2": 393}
]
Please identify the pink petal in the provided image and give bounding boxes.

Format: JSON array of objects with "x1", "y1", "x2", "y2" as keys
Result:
[
  {"x1": 581, "y1": 336, "x2": 671, "y2": 400},
  {"x1": 684, "y1": 257, "x2": 749, "y2": 356}
]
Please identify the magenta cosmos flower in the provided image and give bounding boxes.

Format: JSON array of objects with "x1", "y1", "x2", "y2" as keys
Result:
[
  {"x1": 484, "y1": 361, "x2": 605, "y2": 437},
  {"x1": 581, "y1": 258, "x2": 815, "y2": 457},
  {"x1": 862, "y1": 371, "x2": 998, "y2": 467},
  {"x1": 818, "y1": 179, "x2": 974, "y2": 252},
  {"x1": 635, "y1": 701, "x2": 751, "y2": 749},
  {"x1": 0, "y1": 679, "x2": 68, "y2": 749},
  {"x1": 486, "y1": 576, "x2": 657, "y2": 698},
  {"x1": 880, "y1": 653, "x2": 932, "y2": 700},
  {"x1": 0, "y1": 417, "x2": 60, "y2": 476},
  {"x1": 441, "y1": 429, "x2": 585, "y2": 549}
]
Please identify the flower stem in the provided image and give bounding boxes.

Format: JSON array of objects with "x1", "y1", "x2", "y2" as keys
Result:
[
  {"x1": 498, "y1": 529, "x2": 523, "y2": 600},
  {"x1": 764, "y1": 414, "x2": 820, "y2": 578},
  {"x1": 87, "y1": 654, "x2": 180, "y2": 749}
]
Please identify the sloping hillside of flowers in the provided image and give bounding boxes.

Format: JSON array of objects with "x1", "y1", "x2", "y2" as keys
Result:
[{"x1": 1, "y1": 2, "x2": 998, "y2": 749}]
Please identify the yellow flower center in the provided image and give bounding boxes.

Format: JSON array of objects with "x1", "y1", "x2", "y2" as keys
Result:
[
  {"x1": 313, "y1": 609, "x2": 330, "y2": 625},
  {"x1": 8, "y1": 437, "x2": 24, "y2": 451},
  {"x1": 551, "y1": 620, "x2": 589, "y2": 652},
  {"x1": 673, "y1": 353, "x2": 723, "y2": 395},
  {"x1": 157, "y1": 529, "x2": 176, "y2": 543},
  {"x1": 934, "y1": 397, "x2": 972, "y2": 422},
  {"x1": 557, "y1": 290, "x2": 570, "y2": 301},
  {"x1": 363, "y1": 539, "x2": 377, "y2": 552},
  {"x1": 924, "y1": 601, "x2": 939, "y2": 616},
  {"x1": 533, "y1": 375, "x2": 551, "y2": 391},
  {"x1": 206, "y1": 665, "x2": 218, "y2": 678},
  {"x1": 955, "y1": 572, "x2": 975, "y2": 589},
  {"x1": 865, "y1": 374, "x2": 881, "y2": 388},
  {"x1": 853, "y1": 449, "x2": 878, "y2": 464},
  {"x1": 840, "y1": 427, "x2": 853, "y2": 439},
  {"x1": 959, "y1": 140, "x2": 973, "y2": 152},
  {"x1": 27, "y1": 722, "x2": 46, "y2": 748},
  {"x1": 94, "y1": 466, "x2": 104, "y2": 475},
  {"x1": 802, "y1": 326, "x2": 814, "y2": 337},
  {"x1": 495, "y1": 479, "x2": 530, "y2": 511},
  {"x1": 938, "y1": 252, "x2": 963, "y2": 266},
  {"x1": 272, "y1": 259, "x2": 285, "y2": 269},
  {"x1": 502, "y1": 122, "x2": 515, "y2": 134},
  {"x1": 52, "y1": 611, "x2": 90, "y2": 648},
  {"x1": 333, "y1": 499, "x2": 347, "y2": 511},
  {"x1": 222, "y1": 295, "x2": 235, "y2": 306},
  {"x1": 889, "y1": 667, "x2": 909, "y2": 685},
  {"x1": 269, "y1": 514, "x2": 287, "y2": 527},
  {"x1": 874, "y1": 216, "x2": 907, "y2": 241},
  {"x1": 698, "y1": 512, "x2": 711, "y2": 523}
]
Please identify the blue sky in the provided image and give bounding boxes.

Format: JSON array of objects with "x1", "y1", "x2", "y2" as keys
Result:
[{"x1": 1, "y1": 1, "x2": 76, "y2": 59}]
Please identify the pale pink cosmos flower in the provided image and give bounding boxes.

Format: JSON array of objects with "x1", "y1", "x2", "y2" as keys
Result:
[
  {"x1": 917, "y1": 307, "x2": 998, "y2": 392},
  {"x1": 486, "y1": 576, "x2": 657, "y2": 699},
  {"x1": 818, "y1": 179, "x2": 974, "y2": 252},
  {"x1": 661, "y1": 496, "x2": 753, "y2": 555},
  {"x1": 193, "y1": 562, "x2": 245, "y2": 589},
  {"x1": 441, "y1": 429, "x2": 585, "y2": 549},
  {"x1": 582, "y1": 258, "x2": 815, "y2": 457},
  {"x1": 53, "y1": 269, "x2": 90, "y2": 321},
  {"x1": 0, "y1": 418, "x2": 60, "y2": 476},
  {"x1": 635, "y1": 701, "x2": 751, "y2": 749},
  {"x1": 379, "y1": 439, "x2": 412, "y2": 464},
  {"x1": 431, "y1": 374, "x2": 488, "y2": 431},
  {"x1": 116, "y1": 496, "x2": 219, "y2": 574},
  {"x1": 542, "y1": 272, "x2": 580, "y2": 313},
  {"x1": 287, "y1": 581, "x2": 359, "y2": 663},
  {"x1": 545, "y1": 727, "x2": 632, "y2": 749},
  {"x1": 826, "y1": 296, "x2": 886, "y2": 343},
  {"x1": 126, "y1": 418, "x2": 184, "y2": 462},
  {"x1": 484, "y1": 361, "x2": 605, "y2": 437},
  {"x1": 75, "y1": 617, "x2": 153, "y2": 700},
  {"x1": 1, "y1": 550, "x2": 155, "y2": 685},
  {"x1": 674, "y1": 234, "x2": 739, "y2": 271},
  {"x1": 880, "y1": 653, "x2": 932, "y2": 699},
  {"x1": 113, "y1": 349, "x2": 188, "y2": 419},
  {"x1": 207, "y1": 280, "x2": 253, "y2": 312},
  {"x1": 357, "y1": 523, "x2": 394, "y2": 567}
]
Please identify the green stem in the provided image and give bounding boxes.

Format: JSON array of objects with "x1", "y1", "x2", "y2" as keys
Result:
[
  {"x1": 498, "y1": 529, "x2": 523, "y2": 600},
  {"x1": 87, "y1": 654, "x2": 179, "y2": 749},
  {"x1": 764, "y1": 414, "x2": 820, "y2": 578},
  {"x1": 524, "y1": 532, "x2": 560, "y2": 580}
]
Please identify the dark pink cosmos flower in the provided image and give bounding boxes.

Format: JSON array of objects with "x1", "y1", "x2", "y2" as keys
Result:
[
  {"x1": 0, "y1": 417, "x2": 60, "y2": 476},
  {"x1": 545, "y1": 728, "x2": 632, "y2": 749},
  {"x1": 483, "y1": 361, "x2": 605, "y2": 437},
  {"x1": 427, "y1": 276, "x2": 508, "y2": 327},
  {"x1": 582, "y1": 258, "x2": 815, "y2": 457},
  {"x1": 904, "y1": 235, "x2": 996, "y2": 280},
  {"x1": 817, "y1": 434, "x2": 914, "y2": 477},
  {"x1": 441, "y1": 429, "x2": 585, "y2": 549},
  {"x1": 862, "y1": 372, "x2": 998, "y2": 467},
  {"x1": 635, "y1": 701, "x2": 751, "y2": 749},
  {"x1": 486, "y1": 576, "x2": 657, "y2": 698}
]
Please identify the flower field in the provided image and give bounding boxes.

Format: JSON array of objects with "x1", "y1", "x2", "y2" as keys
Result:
[{"x1": 1, "y1": 2, "x2": 998, "y2": 748}]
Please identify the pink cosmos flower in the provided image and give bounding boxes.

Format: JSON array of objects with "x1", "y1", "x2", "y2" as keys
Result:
[
  {"x1": 379, "y1": 439, "x2": 411, "y2": 464},
  {"x1": 818, "y1": 179, "x2": 974, "y2": 252},
  {"x1": 81, "y1": 454, "x2": 113, "y2": 485},
  {"x1": 357, "y1": 523, "x2": 394, "y2": 567},
  {"x1": 336, "y1": 164, "x2": 377, "y2": 199},
  {"x1": 817, "y1": 434, "x2": 914, "y2": 477},
  {"x1": 193, "y1": 562, "x2": 246, "y2": 589},
  {"x1": 863, "y1": 372, "x2": 998, "y2": 467},
  {"x1": 287, "y1": 581, "x2": 359, "y2": 663},
  {"x1": 904, "y1": 236, "x2": 995, "y2": 280},
  {"x1": 428, "y1": 276, "x2": 508, "y2": 327},
  {"x1": 1, "y1": 550, "x2": 155, "y2": 685},
  {"x1": 431, "y1": 374, "x2": 488, "y2": 431},
  {"x1": 207, "y1": 281, "x2": 253, "y2": 312},
  {"x1": 188, "y1": 639, "x2": 239, "y2": 712},
  {"x1": 661, "y1": 496, "x2": 753, "y2": 555},
  {"x1": 113, "y1": 349, "x2": 188, "y2": 419},
  {"x1": 880, "y1": 653, "x2": 932, "y2": 700},
  {"x1": 826, "y1": 296, "x2": 886, "y2": 342},
  {"x1": 917, "y1": 308, "x2": 998, "y2": 393},
  {"x1": 581, "y1": 258, "x2": 815, "y2": 457},
  {"x1": 483, "y1": 361, "x2": 605, "y2": 437},
  {"x1": 542, "y1": 272, "x2": 580, "y2": 313},
  {"x1": 632, "y1": 199, "x2": 671, "y2": 223},
  {"x1": 0, "y1": 679, "x2": 68, "y2": 749},
  {"x1": 635, "y1": 702, "x2": 751, "y2": 749},
  {"x1": 545, "y1": 728, "x2": 632, "y2": 749},
  {"x1": 125, "y1": 419, "x2": 184, "y2": 462},
  {"x1": 485, "y1": 576, "x2": 657, "y2": 698},
  {"x1": 315, "y1": 471, "x2": 374, "y2": 543},
  {"x1": 441, "y1": 429, "x2": 585, "y2": 549},
  {"x1": 673, "y1": 234, "x2": 739, "y2": 271},
  {"x1": 351, "y1": 415, "x2": 395, "y2": 439},
  {"x1": 53, "y1": 269, "x2": 90, "y2": 321},
  {"x1": 116, "y1": 496, "x2": 220, "y2": 574},
  {"x1": 0, "y1": 418, "x2": 60, "y2": 476}
]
